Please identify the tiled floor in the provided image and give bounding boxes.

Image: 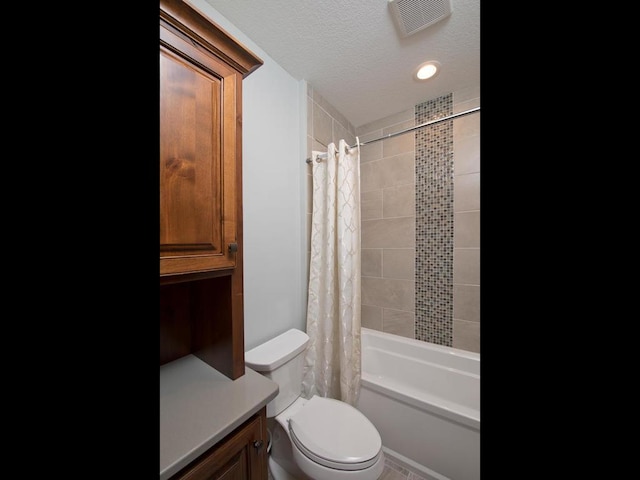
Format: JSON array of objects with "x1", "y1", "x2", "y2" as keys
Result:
[
  {"x1": 267, "y1": 456, "x2": 428, "y2": 480},
  {"x1": 379, "y1": 457, "x2": 428, "y2": 480}
]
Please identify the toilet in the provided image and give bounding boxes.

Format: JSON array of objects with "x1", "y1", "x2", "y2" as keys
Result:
[{"x1": 245, "y1": 328, "x2": 385, "y2": 480}]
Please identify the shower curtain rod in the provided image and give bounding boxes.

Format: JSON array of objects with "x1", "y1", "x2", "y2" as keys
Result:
[{"x1": 305, "y1": 106, "x2": 480, "y2": 164}]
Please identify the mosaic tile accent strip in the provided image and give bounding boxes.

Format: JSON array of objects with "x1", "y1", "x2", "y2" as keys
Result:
[{"x1": 415, "y1": 94, "x2": 453, "y2": 345}]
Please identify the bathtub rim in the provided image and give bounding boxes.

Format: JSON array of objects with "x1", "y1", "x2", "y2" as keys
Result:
[
  {"x1": 361, "y1": 327, "x2": 480, "y2": 362},
  {"x1": 359, "y1": 327, "x2": 480, "y2": 430}
]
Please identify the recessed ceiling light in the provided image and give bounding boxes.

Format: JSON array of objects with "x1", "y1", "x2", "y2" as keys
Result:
[{"x1": 415, "y1": 61, "x2": 441, "y2": 80}]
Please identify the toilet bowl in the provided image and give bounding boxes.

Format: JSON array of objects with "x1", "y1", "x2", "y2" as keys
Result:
[{"x1": 245, "y1": 329, "x2": 385, "y2": 480}]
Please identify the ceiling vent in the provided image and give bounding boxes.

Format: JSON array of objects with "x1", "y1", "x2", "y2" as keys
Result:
[{"x1": 388, "y1": 0, "x2": 453, "y2": 37}]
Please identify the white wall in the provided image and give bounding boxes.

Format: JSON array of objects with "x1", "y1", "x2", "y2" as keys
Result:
[{"x1": 187, "y1": 1, "x2": 308, "y2": 350}]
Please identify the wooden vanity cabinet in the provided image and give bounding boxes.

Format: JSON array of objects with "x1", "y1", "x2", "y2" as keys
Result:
[
  {"x1": 159, "y1": 0, "x2": 262, "y2": 380},
  {"x1": 171, "y1": 408, "x2": 268, "y2": 480}
]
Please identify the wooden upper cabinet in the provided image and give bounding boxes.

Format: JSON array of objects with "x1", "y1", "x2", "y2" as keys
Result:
[{"x1": 160, "y1": 0, "x2": 262, "y2": 278}]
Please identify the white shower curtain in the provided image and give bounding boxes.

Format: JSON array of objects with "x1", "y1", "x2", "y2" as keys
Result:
[{"x1": 302, "y1": 139, "x2": 362, "y2": 406}]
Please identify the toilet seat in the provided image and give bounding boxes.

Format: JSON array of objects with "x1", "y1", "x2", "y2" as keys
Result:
[{"x1": 287, "y1": 396, "x2": 382, "y2": 471}]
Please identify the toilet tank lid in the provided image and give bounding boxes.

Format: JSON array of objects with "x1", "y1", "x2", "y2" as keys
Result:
[{"x1": 245, "y1": 329, "x2": 310, "y2": 372}]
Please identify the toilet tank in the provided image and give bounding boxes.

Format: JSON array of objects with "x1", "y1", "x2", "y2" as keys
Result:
[{"x1": 245, "y1": 329, "x2": 309, "y2": 417}]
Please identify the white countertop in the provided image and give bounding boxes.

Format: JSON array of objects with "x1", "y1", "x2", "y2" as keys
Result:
[{"x1": 160, "y1": 355, "x2": 279, "y2": 480}]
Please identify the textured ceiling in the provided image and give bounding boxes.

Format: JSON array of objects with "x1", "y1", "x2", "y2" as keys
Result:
[{"x1": 201, "y1": 0, "x2": 479, "y2": 128}]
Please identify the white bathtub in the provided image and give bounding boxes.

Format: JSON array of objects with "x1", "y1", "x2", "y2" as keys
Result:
[{"x1": 356, "y1": 328, "x2": 480, "y2": 480}]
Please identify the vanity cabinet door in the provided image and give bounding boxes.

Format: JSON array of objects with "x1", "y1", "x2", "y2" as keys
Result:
[{"x1": 171, "y1": 410, "x2": 268, "y2": 480}]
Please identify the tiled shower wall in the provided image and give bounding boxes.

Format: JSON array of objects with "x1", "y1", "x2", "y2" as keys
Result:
[
  {"x1": 305, "y1": 84, "x2": 480, "y2": 353},
  {"x1": 358, "y1": 108, "x2": 417, "y2": 338},
  {"x1": 451, "y1": 89, "x2": 480, "y2": 352},
  {"x1": 414, "y1": 95, "x2": 454, "y2": 345}
]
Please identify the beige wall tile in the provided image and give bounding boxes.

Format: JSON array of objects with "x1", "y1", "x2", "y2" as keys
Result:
[
  {"x1": 453, "y1": 111, "x2": 480, "y2": 139},
  {"x1": 362, "y1": 248, "x2": 382, "y2": 277},
  {"x1": 362, "y1": 217, "x2": 415, "y2": 248},
  {"x1": 383, "y1": 308, "x2": 414, "y2": 339},
  {"x1": 362, "y1": 277, "x2": 414, "y2": 311},
  {"x1": 311, "y1": 88, "x2": 331, "y2": 113},
  {"x1": 383, "y1": 120, "x2": 415, "y2": 157},
  {"x1": 306, "y1": 134, "x2": 313, "y2": 161},
  {"x1": 453, "y1": 285, "x2": 480, "y2": 323},
  {"x1": 311, "y1": 138, "x2": 326, "y2": 155},
  {"x1": 356, "y1": 108, "x2": 414, "y2": 136},
  {"x1": 334, "y1": 120, "x2": 356, "y2": 148},
  {"x1": 453, "y1": 87, "x2": 480, "y2": 108},
  {"x1": 361, "y1": 153, "x2": 415, "y2": 192},
  {"x1": 359, "y1": 133, "x2": 383, "y2": 163},
  {"x1": 453, "y1": 97, "x2": 480, "y2": 114},
  {"x1": 383, "y1": 185, "x2": 415, "y2": 218},
  {"x1": 454, "y1": 172, "x2": 480, "y2": 212},
  {"x1": 306, "y1": 172, "x2": 313, "y2": 214},
  {"x1": 454, "y1": 134, "x2": 480, "y2": 175},
  {"x1": 383, "y1": 249, "x2": 414, "y2": 280},
  {"x1": 313, "y1": 105, "x2": 333, "y2": 147},
  {"x1": 453, "y1": 248, "x2": 480, "y2": 285},
  {"x1": 453, "y1": 319, "x2": 480, "y2": 353},
  {"x1": 383, "y1": 117, "x2": 414, "y2": 135},
  {"x1": 362, "y1": 190, "x2": 382, "y2": 220},
  {"x1": 361, "y1": 304, "x2": 383, "y2": 331},
  {"x1": 454, "y1": 211, "x2": 480, "y2": 248},
  {"x1": 312, "y1": 90, "x2": 351, "y2": 134},
  {"x1": 359, "y1": 128, "x2": 383, "y2": 142}
]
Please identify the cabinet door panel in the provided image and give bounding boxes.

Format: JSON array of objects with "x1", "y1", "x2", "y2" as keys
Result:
[
  {"x1": 160, "y1": 51, "x2": 221, "y2": 256},
  {"x1": 177, "y1": 450, "x2": 246, "y2": 480},
  {"x1": 216, "y1": 452, "x2": 247, "y2": 480},
  {"x1": 172, "y1": 411, "x2": 267, "y2": 480},
  {"x1": 160, "y1": 21, "x2": 239, "y2": 276}
]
